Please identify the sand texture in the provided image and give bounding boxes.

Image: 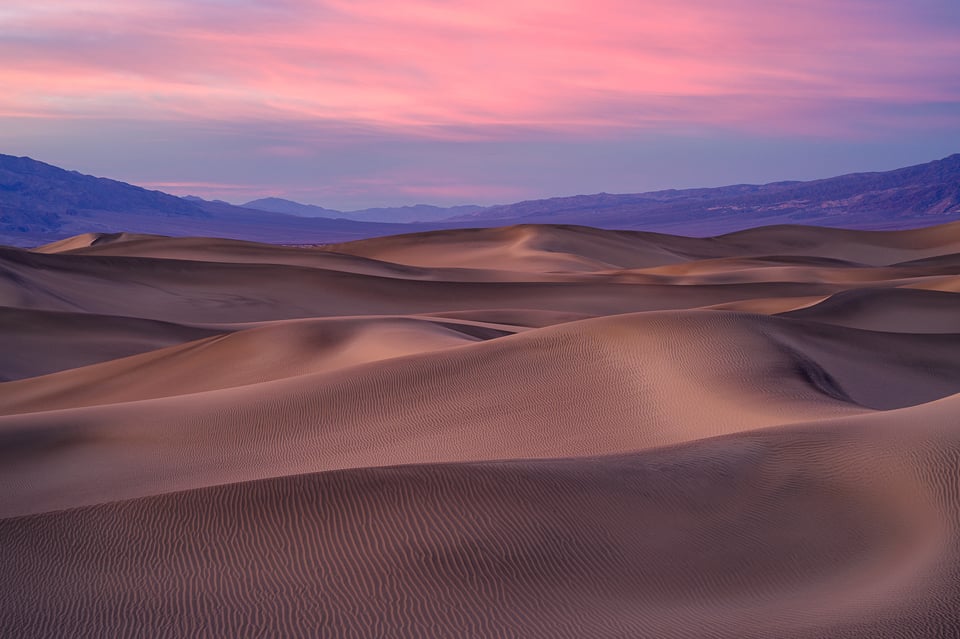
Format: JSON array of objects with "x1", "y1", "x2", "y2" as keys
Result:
[{"x1": 2, "y1": 223, "x2": 959, "y2": 638}]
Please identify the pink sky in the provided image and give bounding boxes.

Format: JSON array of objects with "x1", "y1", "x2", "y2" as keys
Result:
[{"x1": 2, "y1": 1, "x2": 958, "y2": 207}]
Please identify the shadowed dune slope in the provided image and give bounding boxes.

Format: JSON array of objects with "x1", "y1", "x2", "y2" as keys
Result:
[
  {"x1": 0, "y1": 306, "x2": 225, "y2": 381},
  {"x1": 626, "y1": 256, "x2": 960, "y2": 287},
  {"x1": 2, "y1": 400, "x2": 959, "y2": 638},
  {"x1": 425, "y1": 307, "x2": 597, "y2": 327},
  {"x1": 712, "y1": 221, "x2": 960, "y2": 265},
  {"x1": 902, "y1": 275, "x2": 960, "y2": 293},
  {"x1": 892, "y1": 251, "x2": 960, "y2": 269},
  {"x1": 780, "y1": 288, "x2": 960, "y2": 332},
  {"x1": 0, "y1": 246, "x2": 842, "y2": 323}
]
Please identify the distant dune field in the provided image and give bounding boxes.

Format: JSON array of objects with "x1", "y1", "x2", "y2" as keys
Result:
[{"x1": 2, "y1": 223, "x2": 960, "y2": 638}]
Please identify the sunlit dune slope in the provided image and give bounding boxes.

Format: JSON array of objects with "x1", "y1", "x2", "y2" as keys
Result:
[{"x1": 0, "y1": 315, "x2": 512, "y2": 414}]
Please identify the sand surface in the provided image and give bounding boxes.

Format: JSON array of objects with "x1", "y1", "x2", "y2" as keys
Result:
[{"x1": 2, "y1": 222, "x2": 959, "y2": 637}]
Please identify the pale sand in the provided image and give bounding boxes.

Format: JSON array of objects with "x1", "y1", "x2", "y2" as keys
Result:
[{"x1": 2, "y1": 223, "x2": 959, "y2": 638}]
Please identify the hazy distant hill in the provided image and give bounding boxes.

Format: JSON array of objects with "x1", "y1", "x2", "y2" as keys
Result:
[
  {"x1": 240, "y1": 197, "x2": 343, "y2": 219},
  {"x1": 0, "y1": 155, "x2": 419, "y2": 247},
  {"x1": 243, "y1": 197, "x2": 483, "y2": 223},
  {"x1": 453, "y1": 154, "x2": 960, "y2": 234},
  {"x1": 182, "y1": 195, "x2": 231, "y2": 206}
]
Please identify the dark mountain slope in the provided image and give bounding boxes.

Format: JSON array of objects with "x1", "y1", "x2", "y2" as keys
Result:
[
  {"x1": 454, "y1": 154, "x2": 960, "y2": 235},
  {"x1": 0, "y1": 155, "x2": 420, "y2": 247}
]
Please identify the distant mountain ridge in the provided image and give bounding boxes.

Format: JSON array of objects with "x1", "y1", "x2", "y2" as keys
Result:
[
  {"x1": 242, "y1": 197, "x2": 483, "y2": 223},
  {"x1": 2, "y1": 152, "x2": 959, "y2": 247},
  {"x1": 239, "y1": 197, "x2": 342, "y2": 219},
  {"x1": 451, "y1": 154, "x2": 960, "y2": 234},
  {"x1": 0, "y1": 154, "x2": 421, "y2": 247}
]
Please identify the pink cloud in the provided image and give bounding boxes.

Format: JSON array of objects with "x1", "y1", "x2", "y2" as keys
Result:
[{"x1": 1, "y1": 0, "x2": 958, "y2": 137}]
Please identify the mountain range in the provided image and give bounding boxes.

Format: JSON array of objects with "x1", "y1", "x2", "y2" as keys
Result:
[
  {"x1": 459, "y1": 153, "x2": 960, "y2": 233},
  {"x1": 241, "y1": 197, "x2": 484, "y2": 222},
  {"x1": 0, "y1": 155, "x2": 418, "y2": 247},
  {"x1": 2, "y1": 152, "x2": 959, "y2": 247}
]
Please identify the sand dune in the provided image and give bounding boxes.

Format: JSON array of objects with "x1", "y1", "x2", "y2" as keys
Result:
[
  {"x1": 0, "y1": 245, "x2": 845, "y2": 323},
  {"x1": 327, "y1": 221, "x2": 960, "y2": 269},
  {"x1": 35, "y1": 231, "x2": 163, "y2": 253},
  {"x1": 4, "y1": 310, "x2": 960, "y2": 518},
  {"x1": 0, "y1": 315, "x2": 512, "y2": 414},
  {"x1": 2, "y1": 222, "x2": 959, "y2": 638},
  {"x1": 41, "y1": 233, "x2": 642, "y2": 283},
  {"x1": 0, "y1": 306, "x2": 225, "y2": 381},
  {"x1": 627, "y1": 256, "x2": 960, "y2": 287},
  {"x1": 425, "y1": 307, "x2": 597, "y2": 327},
  {"x1": 902, "y1": 275, "x2": 960, "y2": 293},
  {"x1": 322, "y1": 224, "x2": 704, "y2": 271},
  {"x1": 2, "y1": 399, "x2": 958, "y2": 638},
  {"x1": 713, "y1": 221, "x2": 960, "y2": 265},
  {"x1": 781, "y1": 287, "x2": 960, "y2": 332},
  {"x1": 39, "y1": 233, "x2": 475, "y2": 280}
]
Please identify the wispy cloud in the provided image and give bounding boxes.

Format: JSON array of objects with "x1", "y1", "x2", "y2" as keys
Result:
[{"x1": 3, "y1": 0, "x2": 958, "y2": 137}]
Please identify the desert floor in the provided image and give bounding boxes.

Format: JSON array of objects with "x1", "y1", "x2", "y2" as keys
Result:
[{"x1": 2, "y1": 223, "x2": 960, "y2": 637}]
